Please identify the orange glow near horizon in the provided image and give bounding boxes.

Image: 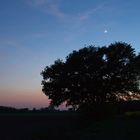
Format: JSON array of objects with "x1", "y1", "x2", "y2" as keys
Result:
[{"x1": 0, "y1": 88, "x2": 50, "y2": 109}]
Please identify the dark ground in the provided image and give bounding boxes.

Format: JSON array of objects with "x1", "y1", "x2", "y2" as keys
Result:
[{"x1": 0, "y1": 112, "x2": 140, "y2": 140}]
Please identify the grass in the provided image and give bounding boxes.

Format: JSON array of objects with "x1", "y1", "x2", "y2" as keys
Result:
[
  {"x1": 0, "y1": 112, "x2": 140, "y2": 140},
  {"x1": 125, "y1": 111, "x2": 140, "y2": 118}
]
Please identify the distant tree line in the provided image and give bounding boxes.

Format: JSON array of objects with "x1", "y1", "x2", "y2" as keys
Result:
[
  {"x1": 0, "y1": 106, "x2": 60, "y2": 114},
  {"x1": 41, "y1": 42, "x2": 140, "y2": 113}
]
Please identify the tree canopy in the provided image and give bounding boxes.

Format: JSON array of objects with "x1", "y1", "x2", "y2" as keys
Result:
[{"x1": 41, "y1": 42, "x2": 140, "y2": 110}]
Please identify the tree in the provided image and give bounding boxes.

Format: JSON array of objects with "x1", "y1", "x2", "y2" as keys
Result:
[
  {"x1": 41, "y1": 42, "x2": 140, "y2": 111},
  {"x1": 103, "y1": 42, "x2": 138, "y2": 101}
]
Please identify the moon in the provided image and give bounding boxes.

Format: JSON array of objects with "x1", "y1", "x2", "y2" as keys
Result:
[{"x1": 104, "y1": 30, "x2": 108, "y2": 33}]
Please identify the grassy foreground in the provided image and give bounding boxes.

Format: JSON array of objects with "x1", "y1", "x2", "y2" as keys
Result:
[{"x1": 0, "y1": 112, "x2": 140, "y2": 140}]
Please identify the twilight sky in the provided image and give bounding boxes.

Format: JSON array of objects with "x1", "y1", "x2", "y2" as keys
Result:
[{"x1": 0, "y1": 0, "x2": 140, "y2": 109}]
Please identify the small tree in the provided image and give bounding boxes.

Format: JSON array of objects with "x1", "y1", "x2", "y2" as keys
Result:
[{"x1": 41, "y1": 42, "x2": 140, "y2": 111}]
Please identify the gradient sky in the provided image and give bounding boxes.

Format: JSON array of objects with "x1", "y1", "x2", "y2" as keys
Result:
[{"x1": 0, "y1": 0, "x2": 140, "y2": 109}]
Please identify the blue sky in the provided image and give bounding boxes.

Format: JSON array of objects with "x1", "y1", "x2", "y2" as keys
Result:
[{"x1": 0, "y1": 0, "x2": 140, "y2": 108}]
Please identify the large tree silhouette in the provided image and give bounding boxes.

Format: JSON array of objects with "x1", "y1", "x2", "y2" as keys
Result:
[{"x1": 41, "y1": 42, "x2": 140, "y2": 111}]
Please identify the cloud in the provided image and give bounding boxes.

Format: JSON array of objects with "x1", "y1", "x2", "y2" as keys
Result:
[
  {"x1": 27, "y1": 1, "x2": 105, "y2": 21},
  {"x1": 27, "y1": 0, "x2": 65, "y2": 18},
  {"x1": 0, "y1": 52, "x2": 7, "y2": 61},
  {"x1": 78, "y1": 5, "x2": 104, "y2": 21},
  {"x1": 0, "y1": 39, "x2": 25, "y2": 61},
  {"x1": 31, "y1": 0, "x2": 47, "y2": 6},
  {"x1": 0, "y1": 39, "x2": 21, "y2": 49}
]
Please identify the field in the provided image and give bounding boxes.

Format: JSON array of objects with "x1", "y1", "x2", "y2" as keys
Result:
[{"x1": 0, "y1": 112, "x2": 140, "y2": 140}]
